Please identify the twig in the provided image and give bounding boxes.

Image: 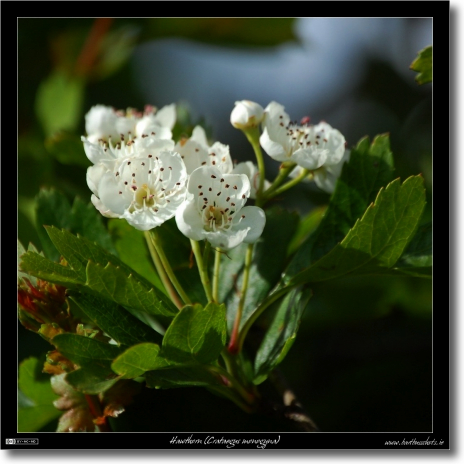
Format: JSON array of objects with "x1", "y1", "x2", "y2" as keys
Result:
[{"x1": 268, "y1": 368, "x2": 319, "y2": 432}]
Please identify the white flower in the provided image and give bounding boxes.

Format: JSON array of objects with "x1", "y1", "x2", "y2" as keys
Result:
[
  {"x1": 260, "y1": 101, "x2": 346, "y2": 170},
  {"x1": 289, "y1": 149, "x2": 351, "y2": 194},
  {"x1": 82, "y1": 132, "x2": 176, "y2": 167},
  {"x1": 87, "y1": 137, "x2": 187, "y2": 231},
  {"x1": 313, "y1": 149, "x2": 351, "y2": 193},
  {"x1": 85, "y1": 105, "x2": 120, "y2": 144},
  {"x1": 232, "y1": 161, "x2": 270, "y2": 199},
  {"x1": 174, "y1": 126, "x2": 233, "y2": 174},
  {"x1": 84, "y1": 104, "x2": 176, "y2": 145},
  {"x1": 175, "y1": 166, "x2": 266, "y2": 250},
  {"x1": 230, "y1": 100, "x2": 264, "y2": 129}
]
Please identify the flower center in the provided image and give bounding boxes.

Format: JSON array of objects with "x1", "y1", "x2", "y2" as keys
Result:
[
  {"x1": 135, "y1": 183, "x2": 157, "y2": 208},
  {"x1": 203, "y1": 205, "x2": 228, "y2": 231}
]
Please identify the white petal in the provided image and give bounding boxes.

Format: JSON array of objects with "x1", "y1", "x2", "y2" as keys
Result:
[
  {"x1": 203, "y1": 229, "x2": 249, "y2": 250},
  {"x1": 85, "y1": 105, "x2": 119, "y2": 140},
  {"x1": 115, "y1": 117, "x2": 137, "y2": 137},
  {"x1": 135, "y1": 116, "x2": 172, "y2": 139},
  {"x1": 82, "y1": 137, "x2": 108, "y2": 164},
  {"x1": 260, "y1": 127, "x2": 288, "y2": 162},
  {"x1": 231, "y1": 206, "x2": 266, "y2": 244},
  {"x1": 291, "y1": 147, "x2": 327, "y2": 170},
  {"x1": 86, "y1": 164, "x2": 107, "y2": 196},
  {"x1": 321, "y1": 128, "x2": 346, "y2": 166},
  {"x1": 208, "y1": 142, "x2": 233, "y2": 174},
  {"x1": 91, "y1": 194, "x2": 121, "y2": 218},
  {"x1": 175, "y1": 200, "x2": 205, "y2": 241},
  {"x1": 122, "y1": 208, "x2": 168, "y2": 231},
  {"x1": 154, "y1": 104, "x2": 176, "y2": 129},
  {"x1": 97, "y1": 171, "x2": 132, "y2": 215},
  {"x1": 174, "y1": 139, "x2": 208, "y2": 174},
  {"x1": 190, "y1": 126, "x2": 209, "y2": 147}
]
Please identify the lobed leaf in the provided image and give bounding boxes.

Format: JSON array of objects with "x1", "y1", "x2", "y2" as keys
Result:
[
  {"x1": 111, "y1": 343, "x2": 161, "y2": 379},
  {"x1": 410, "y1": 45, "x2": 432, "y2": 85},
  {"x1": 286, "y1": 134, "x2": 395, "y2": 279},
  {"x1": 287, "y1": 175, "x2": 426, "y2": 285},
  {"x1": 69, "y1": 292, "x2": 162, "y2": 346}
]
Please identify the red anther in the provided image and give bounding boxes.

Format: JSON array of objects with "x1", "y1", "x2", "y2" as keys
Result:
[{"x1": 300, "y1": 116, "x2": 311, "y2": 125}]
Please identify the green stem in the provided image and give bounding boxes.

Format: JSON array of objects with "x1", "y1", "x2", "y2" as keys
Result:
[
  {"x1": 207, "y1": 386, "x2": 255, "y2": 414},
  {"x1": 207, "y1": 364, "x2": 255, "y2": 406},
  {"x1": 149, "y1": 230, "x2": 192, "y2": 306},
  {"x1": 236, "y1": 284, "x2": 298, "y2": 354},
  {"x1": 264, "y1": 168, "x2": 310, "y2": 201},
  {"x1": 144, "y1": 231, "x2": 183, "y2": 309},
  {"x1": 190, "y1": 239, "x2": 214, "y2": 303},
  {"x1": 264, "y1": 162, "x2": 296, "y2": 196},
  {"x1": 228, "y1": 243, "x2": 254, "y2": 354},
  {"x1": 212, "y1": 248, "x2": 222, "y2": 303},
  {"x1": 243, "y1": 127, "x2": 266, "y2": 206}
]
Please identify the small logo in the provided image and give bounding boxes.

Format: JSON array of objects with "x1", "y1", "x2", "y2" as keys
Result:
[{"x1": 5, "y1": 438, "x2": 38, "y2": 445}]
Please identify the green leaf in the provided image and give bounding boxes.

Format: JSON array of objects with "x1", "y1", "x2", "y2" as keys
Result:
[
  {"x1": 52, "y1": 333, "x2": 124, "y2": 373},
  {"x1": 161, "y1": 303, "x2": 227, "y2": 365},
  {"x1": 253, "y1": 288, "x2": 311, "y2": 385},
  {"x1": 286, "y1": 135, "x2": 395, "y2": 280},
  {"x1": 35, "y1": 70, "x2": 84, "y2": 136},
  {"x1": 145, "y1": 366, "x2": 222, "y2": 389},
  {"x1": 69, "y1": 292, "x2": 162, "y2": 346},
  {"x1": 393, "y1": 221, "x2": 432, "y2": 277},
  {"x1": 111, "y1": 343, "x2": 161, "y2": 379},
  {"x1": 44, "y1": 132, "x2": 91, "y2": 167},
  {"x1": 85, "y1": 261, "x2": 177, "y2": 326},
  {"x1": 410, "y1": 45, "x2": 432, "y2": 85},
  {"x1": 219, "y1": 207, "x2": 299, "y2": 333},
  {"x1": 19, "y1": 251, "x2": 82, "y2": 287},
  {"x1": 35, "y1": 189, "x2": 117, "y2": 261},
  {"x1": 287, "y1": 206, "x2": 326, "y2": 256},
  {"x1": 287, "y1": 176, "x2": 426, "y2": 285},
  {"x1": 108, "y1": 219, "x2": 165, "y2": 291},
  {"x1": 64, "y1": 368, "x2": 119, "y2": 395},
  {"x1": 18, "y1": 357, "x2": 61, "y2": 432}
]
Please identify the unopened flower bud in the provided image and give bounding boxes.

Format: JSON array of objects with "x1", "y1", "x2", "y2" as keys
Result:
[{"x1": 230, "y1": 100, "x2": 264, "y2": 129}]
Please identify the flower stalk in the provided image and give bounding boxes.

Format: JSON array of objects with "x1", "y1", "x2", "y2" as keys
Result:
[
  {"x1": 148, "y1": 230, "x2": 192, "y2": 306},
  {"x1": 190, "y1": 239, "x2": 214, "y2": 303}
]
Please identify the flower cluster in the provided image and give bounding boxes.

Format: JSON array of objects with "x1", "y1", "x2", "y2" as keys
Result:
[
  {"x1": 230, "y1": 100, "x2": 348, "y2": 193},
  {"x1": 82, "y1": 104, "x2": 265, "y2": 249}
]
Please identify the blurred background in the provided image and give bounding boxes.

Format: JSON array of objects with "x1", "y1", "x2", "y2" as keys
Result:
[{"x1": 18, "y1": 18, "x2": 432, "y2": 432}]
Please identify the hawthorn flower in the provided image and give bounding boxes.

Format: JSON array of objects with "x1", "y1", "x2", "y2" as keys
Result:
[
  {"x1": 232, "y1": 161, "x2": 270, "y2": 199},
  {"x1": 260, "y1": 101, "x2": 345, "y2": 170},
  {"x1": 84, "y1": 104, "x2": 175, "y2": 145},
  {"x1": 175, "y1": 166, "x2": 266, "y2": 250},
  {"x1": 174, "y1": 126, "x2": 233, "y2": 174},
  {"x1": 87, "y1": 137, "x2": 187, "y2": 231},
  {"x1": 230, "y1": 100, "x2": 264, "y2": 129},
  {"x1": 289, "y1": 149, "x2": 351, "y2": 193}
]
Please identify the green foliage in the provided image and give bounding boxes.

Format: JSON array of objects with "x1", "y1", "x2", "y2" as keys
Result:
[
  {"x1": 145, "y1": 366, "x2": 223, "y2": 389},
  {"x1": 160, "y1": 303, "x2": 227, "y2": 365},
  {"x1": 35, "y1": 190, "x2": 116, "y2": 261},
  {"x1": 52, "y1": 333, "x2": 124, "y2": 373},
  {"x1": 287, "y1": 135, "x2": 395, "y2": 277},
  {"x1": 111, "y1": 343, "x2": 161, "y2": 379},
  {"x1": 253, "y1": 288, "x2": 312, "y2": 385},
  {"x1": 287, "y1": 206, "x2": 326, "y2": 256},
  {"x1": 18, "y1": 357, "x2": 61, "y2": 432},
  {"x1": 35, "y1": 71, "x2": 84, "y2": 137},
  {"x1": 394, "y1": 221, "x2": 432, "y2": 277},
  {"x1": 410, "y1": 45, "x2": 432, "y2": 85},
  {"x1": 286, "y1": 176, "x2": 426, "y2": 285},
  {"x1": 65, "y1": 368, "x2": 119, "y2": 395},
  {"x1": 108, "y1": 219, "x2": 165, "y2": 291},
  {"x1": 69, "y1": 292, "x2": 162, "y2": 346},
  {"x1": 219, "y1": 207, "x2": 299, "y2": 333},
  {"x1": 45, "y1": 132, "x2": 91, "y2": 167}
]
